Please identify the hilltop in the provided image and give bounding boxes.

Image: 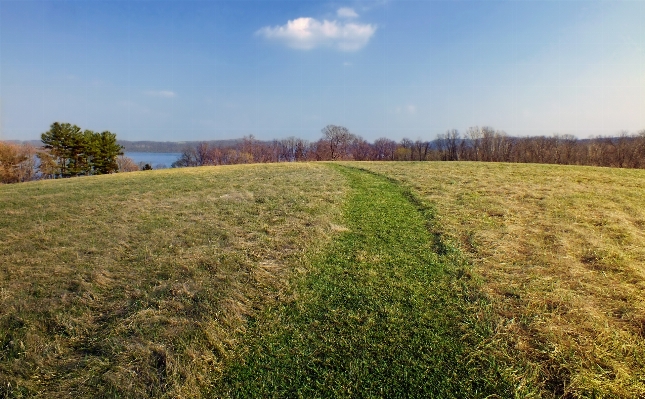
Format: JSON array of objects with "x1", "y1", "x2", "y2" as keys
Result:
[{"x1": 1, "y1": 162, "x2": 644, "y2": 398}]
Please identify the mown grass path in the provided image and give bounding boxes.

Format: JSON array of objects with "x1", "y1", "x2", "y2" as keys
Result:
[{"x1": 216, "y1": 165, "x2": 510, "y2": 398}]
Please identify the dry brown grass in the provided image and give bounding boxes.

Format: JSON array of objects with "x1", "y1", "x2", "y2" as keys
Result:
[
  {"x1": 0, "y1": 163, "x2": 347, "y2": 398},
  {"x1": 354, "y1": 161, "x2": 645, "y2": 397}
]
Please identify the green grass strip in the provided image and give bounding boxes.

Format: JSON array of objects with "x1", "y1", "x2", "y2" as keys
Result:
[{"x1": 216, "y1": 165, "x2": 511, "y2": 398}]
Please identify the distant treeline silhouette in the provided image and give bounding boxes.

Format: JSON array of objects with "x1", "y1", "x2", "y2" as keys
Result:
[
  {"x1": 2, "y1": 124, "x2": 645, "y2": 184},
  {"x1": 172, "y1": 125, "x2": 645, "y2": 169}
]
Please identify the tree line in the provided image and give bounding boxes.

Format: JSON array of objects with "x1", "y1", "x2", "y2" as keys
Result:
[
  {"x1": 173, "y1": 125, "x2": 645, "y2": 169},
  {"x1": 2, "y1": 123, "x2": 645, "y2": 184}
]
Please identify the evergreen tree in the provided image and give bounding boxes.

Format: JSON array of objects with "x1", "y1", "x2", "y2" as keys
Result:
[
  {"x1": 93, "y1": 131, "x2": 123, "y2": 174},
  {"x1": 41, "y1": 122, "x2": 123, "y2": 177},
  {"x1": 41, "y1": 122, "x2": 82, "y2": 177}
]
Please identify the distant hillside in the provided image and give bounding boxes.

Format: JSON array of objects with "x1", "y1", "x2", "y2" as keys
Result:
[
  {"x1": 118, "y1": 139, "x2": 242, "y2": 153},
  {"x1": 8, "y1": 140, "x2": 42, "y2": 147},
  {"x1": 7, "y1": 139, "x2": 243, "y2": 153}
]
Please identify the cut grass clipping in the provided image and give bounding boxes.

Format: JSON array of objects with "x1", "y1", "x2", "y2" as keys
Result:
[{"x1": 215, "y1": 165, "x2": 512, "y2": 397}]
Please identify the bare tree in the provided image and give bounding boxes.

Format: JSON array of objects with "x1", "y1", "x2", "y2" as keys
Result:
[
  {"x1": 17, "y1": 144, "x2": 38, "y2": 181},
  {"x1": 351, "y1": 137, "x2": 374, "y2": 161},
  {"x1": 495, "y1": 131, "x2": 513, "y2": 162},
  {"x1": 116, "y1": 155, "x2": 139, "y2": 172},
  {"x1": 196, "y1": 142, "x2": 216, "y2": 165},
  {"x1": 373, "y1": 138, "x2": 397, "y2": 161},
  {"x1": 172, "y1": 146, "x2": 200, "y2": 167},
  {"x1": 294, "y1": 138, "x2": 309, "y2": 161},
  {"x1": 635, "y1": 130, "x2": 645, "y2": 168},
  {"x1": 434, "y1": 133, "x2": 448, "y2": 161},
  {"x1": 445, "y1": 129, "x2": 461, "y2": 161},
  {"x1": 397, "y1": 138, "x2": 414, "y2": 161},
  {"x1": 555, "y1": 134, "x2": 578, "y2": 165},
  {"x1": 466, "y1": 127, "x2": 483, "y2": 161},
  {"x1": 614, "y1": 131, "x2": 633, "y2": 168},
  {"x1": 38, "y1": 149, "x2": 59, "y2": 179},
  {"x1": 0, "y1": 142, "x2": 28, "y2": 183},
  {"x1": 413, "y1": 139, "x2": 431, "y2": 161},
  {"x1": 278, "y1": 137, "x2": 309, "y2": 162},
  {"x1": 322, "y1": 125, "x2": 356, "y2": 160}
]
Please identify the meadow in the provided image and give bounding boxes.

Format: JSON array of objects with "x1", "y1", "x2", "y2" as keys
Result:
[
  {"x1": 1, "y1": 161, "x2": 644, "y2": 398},
  {"x1": 0, "y1": 164, "x2": 347, "y2": 397},
  {"x1": 355, "y1": 162, "x2": 645, "y2": 397}
]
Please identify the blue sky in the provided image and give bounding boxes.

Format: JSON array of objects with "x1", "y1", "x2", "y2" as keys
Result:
[{"x1": 1, "y1": 0, "x2": 644, "y2": 142}]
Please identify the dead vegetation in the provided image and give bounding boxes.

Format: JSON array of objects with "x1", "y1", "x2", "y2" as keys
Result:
[
  {"x1": 356, "y1": 161, "x2": 645, "y2": 397},
  {"x1": 0, "y1": 163, "x2": 347, "y2": 398}
]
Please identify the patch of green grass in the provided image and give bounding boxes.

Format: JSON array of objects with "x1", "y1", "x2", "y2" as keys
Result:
[
  {"x1": 215, "y1": 165, "x2": 512, "y2": 398},
  {"x1": 0, "y1": 164, "x2": 346, "y2": 398}
]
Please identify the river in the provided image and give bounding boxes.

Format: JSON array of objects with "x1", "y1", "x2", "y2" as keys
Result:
[{"x1": 124, "y1": 152, "x2": 181, "y2": 169}]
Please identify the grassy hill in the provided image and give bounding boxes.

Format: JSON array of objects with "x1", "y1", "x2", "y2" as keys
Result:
[
  {"x1": 1, "y1": 162, "x2": 644, "y2": 397},
  {"x1": 0, "y1": 164, "x2": 347, "y2": 397},
  {"x1": 354, "y1": 161, "x2": 645, "y2": 397}
]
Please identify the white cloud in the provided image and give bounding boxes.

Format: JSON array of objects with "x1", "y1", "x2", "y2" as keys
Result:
[
  {"x1": 337, "y1": 7, "x2": 359, "y2": 18},
  {"x1": 257, "y1": 17, "x2": 376, "y2": 51},
  {"x1": 144, "y1": 90, "x2": 176, "y2": 98}
]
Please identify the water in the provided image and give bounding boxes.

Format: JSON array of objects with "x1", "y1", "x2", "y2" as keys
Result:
[{"x1": 124, "y1": 152, "x2": 181, "y2": 169}]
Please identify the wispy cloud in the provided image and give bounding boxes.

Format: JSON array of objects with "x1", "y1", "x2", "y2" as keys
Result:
[
  {"x1": 395, "y1": 104, "x2": 417, "y2": 115},
  {"x1": 257, "y1": 17, "x2": 376, "y2": 51},
  {"x1": 144, "y1": 90, "x2": 176, "y2": 98},
  {"x1": 337, "y1": 7, "x2": 359, "y2": 19}
]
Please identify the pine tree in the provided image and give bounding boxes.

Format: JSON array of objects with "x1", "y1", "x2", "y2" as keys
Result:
[
  {"x1": 91, "y1": 131, "x2": 123, "y2": 174},
  {"x1": 41, "y1": 122, "x2": 123, "y2": 177},
  {"x1": 41, "y1": 122, "x2": 82, "y2": 177}
]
